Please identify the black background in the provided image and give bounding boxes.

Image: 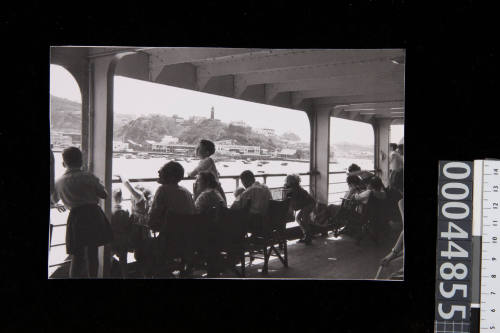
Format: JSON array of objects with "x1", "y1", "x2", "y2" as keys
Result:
[{"x1": 1, "y1": 1, "x2": 498, "y2": 332}]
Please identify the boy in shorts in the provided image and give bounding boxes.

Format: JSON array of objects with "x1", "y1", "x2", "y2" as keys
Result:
[{"x1": 51, "y1": 147, "x2": 113, "y2": 278}]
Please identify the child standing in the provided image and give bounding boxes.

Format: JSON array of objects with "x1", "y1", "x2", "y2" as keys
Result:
[
  {"x1": 111, "y1": 188, "x2": 131, "y2": 278},
  {"x1": 51, "y1": 147, "x2": 113, "y2": 278},
  {"x1": 115, "y1": 174, "x2": 153, "y2": 277},
  {"x1": 189, "y1": 139, "x2": 226, "y2": 202},
  {"x1": 284, "y1": 174, "x2": 315, "y2": 245}
]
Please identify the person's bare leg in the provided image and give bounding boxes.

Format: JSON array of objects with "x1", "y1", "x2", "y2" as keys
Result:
[
  {"x1": 87, "y1": 246, "x2": 99, "y2": 278},
  {"x1": 70, "y1": 248, "x2": 87, "y2": 278},
  {"x1": 118, "y1": 250, "x2": 128, "y2": 278}
]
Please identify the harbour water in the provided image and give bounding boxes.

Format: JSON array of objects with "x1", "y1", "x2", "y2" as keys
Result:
[{"x1": 49, "y1": 152, "x2": 373, "y2": 275}]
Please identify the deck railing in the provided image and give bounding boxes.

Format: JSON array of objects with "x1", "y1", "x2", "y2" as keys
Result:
[{"x1": 48, "y1": 170, "x2": 354, "y2": 272}]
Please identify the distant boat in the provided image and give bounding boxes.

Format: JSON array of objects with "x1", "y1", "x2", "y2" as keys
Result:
[
  {"x1": 257, "y1": 163, "x2": 263, "y2": 167},
  {"x1": 257, "y1": 170, "x2": 265, "y2": 173},
  {"x1": 281, "y1": 162, "x2": 288, "y2": 166},
  {"x1": 261, "y1": 161, "x2": 269, "y2": 164},
  {"x1": 125, "y1": 154, "x2": 134, "y2": 159},
  {"x1": 223, "y1": 164, "x2": 229, "y2": 167}
]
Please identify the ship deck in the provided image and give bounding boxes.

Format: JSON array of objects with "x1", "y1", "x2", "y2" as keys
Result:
[{"x1": 50, "y1": 225, "x2": 403, "y2": 280}]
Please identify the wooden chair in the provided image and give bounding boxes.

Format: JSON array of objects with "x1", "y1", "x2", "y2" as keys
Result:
[
  {"x1": 245, "y1": 199, "x2": 291, "y2": 274},
  {"x1": 359, "y1": 191, "x2": 389, "y2": 245},
  {"x1": 213, "y1": 205, "x2": 249, "y2": 277},
  {"x1": 153, "y1": 213, "x2": 208, "y2": 277}
]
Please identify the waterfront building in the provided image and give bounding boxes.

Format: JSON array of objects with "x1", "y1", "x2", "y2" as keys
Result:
[
  {"x1": 214, "y1": 139, "x2": 261, "y2": 155},
  {"x1": 255, "y1": 128, "x2": 276, "y2": 136},
  {"x1": 277, "y1": 148, "x2": 297, "y2": 158}
]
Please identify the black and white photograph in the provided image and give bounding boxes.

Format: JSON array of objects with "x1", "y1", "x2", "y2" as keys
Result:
[{"x1": 49, "y1": 47, "x2": 405, "y2": 279}]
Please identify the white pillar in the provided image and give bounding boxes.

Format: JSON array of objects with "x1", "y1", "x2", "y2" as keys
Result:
[
  {"x1": 89, "y1": 52, "x2": 137, "y2": 277},
  {"x1": 373, "y1": 118, "x2": 392, "y2": 186},
  {"x1": 310, "y1": 107, "x2": 330, "y2": 204}
]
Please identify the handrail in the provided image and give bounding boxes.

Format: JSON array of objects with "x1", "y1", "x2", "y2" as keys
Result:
[
  {"x1": 109, "y1": 171, "x2": 319, "y2": 184},
  {"x1": 48, "y1": 169, "x2": 364, "y2": 269}
]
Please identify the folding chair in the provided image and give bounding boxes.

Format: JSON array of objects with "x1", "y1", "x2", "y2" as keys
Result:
[
  {"x1": 154, "y1": 213, "x2": 206, "y2": 277},
  {"x1": 245, "y1": 199, "x2": 290, "y2": 274},
  {"x1": 361, "y1": 192, "x2": 390, "y2": 245},
  {"x1": 214, "y1": 205, "x2": 249, "y2": 277}
]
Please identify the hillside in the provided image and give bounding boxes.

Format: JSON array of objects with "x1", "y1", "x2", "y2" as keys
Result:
[
  {"x1": 49, "y1": 94, "x2": 373, "y2": 156},
  {"x1": 50, "y1": 94, "x2": 134, "y2": 133},
  {"x1": 117, "y1": 115, "x2": 285, "y2": 150}
]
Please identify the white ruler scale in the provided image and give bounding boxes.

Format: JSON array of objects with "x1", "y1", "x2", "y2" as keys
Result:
[{"x1": 477, "y1": 160, "x2": 500, "y2": 332}]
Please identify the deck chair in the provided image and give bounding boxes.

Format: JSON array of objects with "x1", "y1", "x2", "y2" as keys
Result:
[
  {"x1": 336, "y1": 198, "x2": 364, "y2": 239},
  {"x1": 245, "y1": 199, "x2": 290, "y2": 274},
  {"x1": 213, "y1": 205, "x2": 250, "y2": 277},
  {"x1": 153, "y1": 213, "x2": 207, "y2": 277},
  {"x1": 364, "y1": 192, "x2": 390, "y2": 243}
]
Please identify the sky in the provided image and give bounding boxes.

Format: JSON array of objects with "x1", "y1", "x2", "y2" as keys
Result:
[{"x1": 50, "y1": 64, "x2": 403, "y2": 145}]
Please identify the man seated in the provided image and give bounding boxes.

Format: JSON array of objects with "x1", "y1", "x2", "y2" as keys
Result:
[
  {"x1": 352, "y1": 176, "x2": 388, "y2": 242},
  {"x1": 347, "y1": 163, "x2": 374, "y2": 190},
  {"x1": 149, "y1": 161, "x2": 196, "y2": 231},
  {"x1": 353, "y1": 176, "x2": 386, "y2": 204},
  {"x1": 231, "y1": 170, "x2": 272, "y2": 235}
]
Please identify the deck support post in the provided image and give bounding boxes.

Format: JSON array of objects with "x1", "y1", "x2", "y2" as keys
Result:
[
  {"x1": 89, "y1": 52, "x2": 137, "y2": 277},
  {"x1": 309, "y1": 106, "x2": 330, "y2": 204},
  {"x1": 373, "y1": 118, "x2": 392, "y2": 186}
]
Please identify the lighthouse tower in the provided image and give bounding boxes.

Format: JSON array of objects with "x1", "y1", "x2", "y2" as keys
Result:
[{"x1": 210, "y1": 106, "x2": 215, "y2": 120}]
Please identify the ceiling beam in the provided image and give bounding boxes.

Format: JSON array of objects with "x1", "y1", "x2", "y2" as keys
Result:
[
  {"x1": 148, "y1": 48, "x2": 258, "y2": 82},
  {"x1": 232, "y1": 59, "x2": 400, "y2": 87},
  {"x1": 264, "y1": 69, "x2": 403, "y2": 98},
  {"x1": 292, "y1": 83, "x2": 403, "y2": 107},
  {"x1": 312, "y1": 94, "x2": 404, "y2": 106},
  {"x1": 349, "y1": 111, "x2": 361, "y2": 120},
  {"x1": 195, "y1": 49, "x2": 404, "y2": 78},
  {"x1": 332, "y1": 101, "x2": 404, "y2": 111}
]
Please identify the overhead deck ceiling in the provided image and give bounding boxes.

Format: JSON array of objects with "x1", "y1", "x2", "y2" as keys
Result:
[{"x1": 57, "y1": 47, "x2": 405, "y2": 123}]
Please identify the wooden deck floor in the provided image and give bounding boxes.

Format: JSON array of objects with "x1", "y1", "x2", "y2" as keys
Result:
[
  {"x1": 50, "y1": 227, "x2": 403, "y2": 280},
  {"x1": 211, "y1": 228, "x2": 403, "y2": 280}
]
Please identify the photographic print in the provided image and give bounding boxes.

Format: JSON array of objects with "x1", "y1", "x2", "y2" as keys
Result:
[{"x1": 49, "y1": 47, "x2": 405, "y2": 279}]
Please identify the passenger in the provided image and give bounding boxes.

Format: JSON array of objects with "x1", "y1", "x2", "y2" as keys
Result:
[
  {"x1": 115, "y1": 174, "x2": 153, "y2": 276},
  {"x1": 231, "y1": 170, "x2": 272, "y2": 235},
  {"x1": 389, "y1": 143, "x2": 403, "y2": 173},
  {"x1": 189, "y1": 139, "x2": 226, "y2": 202},
  {"x1": 284, "y1": 174, "x2": 315, "y2": 245},
  {"x1": 233, "y1": 187, "x2": 245, "y2": 201},
  {"x1": 149, "y1": 161, "x2": 196, "y2": 229},
  {"x1": 51, "y1": 147, "x2": 113, "y2": 278},
  {"x1": 326, "y1": 175, "x2": 364, "y2": 237},
  {"x1": 353, "y1": 176, "x2": 387, "y2": 206},
  {"x1": 111, "y1": 188, "x2": 132, "y2": 278},
  {"x1": 194, "y1": 171, "x2": 227, "y2": 215},
  {"x1": 347, "y1": 163, "x2": 374, "y2": 189},
  {"x1": 353, "y1": 176, "x2": 388, "y2": 243},
  {"x1": 380, "y1": 199, "x2": 404, "y2": 279}
]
